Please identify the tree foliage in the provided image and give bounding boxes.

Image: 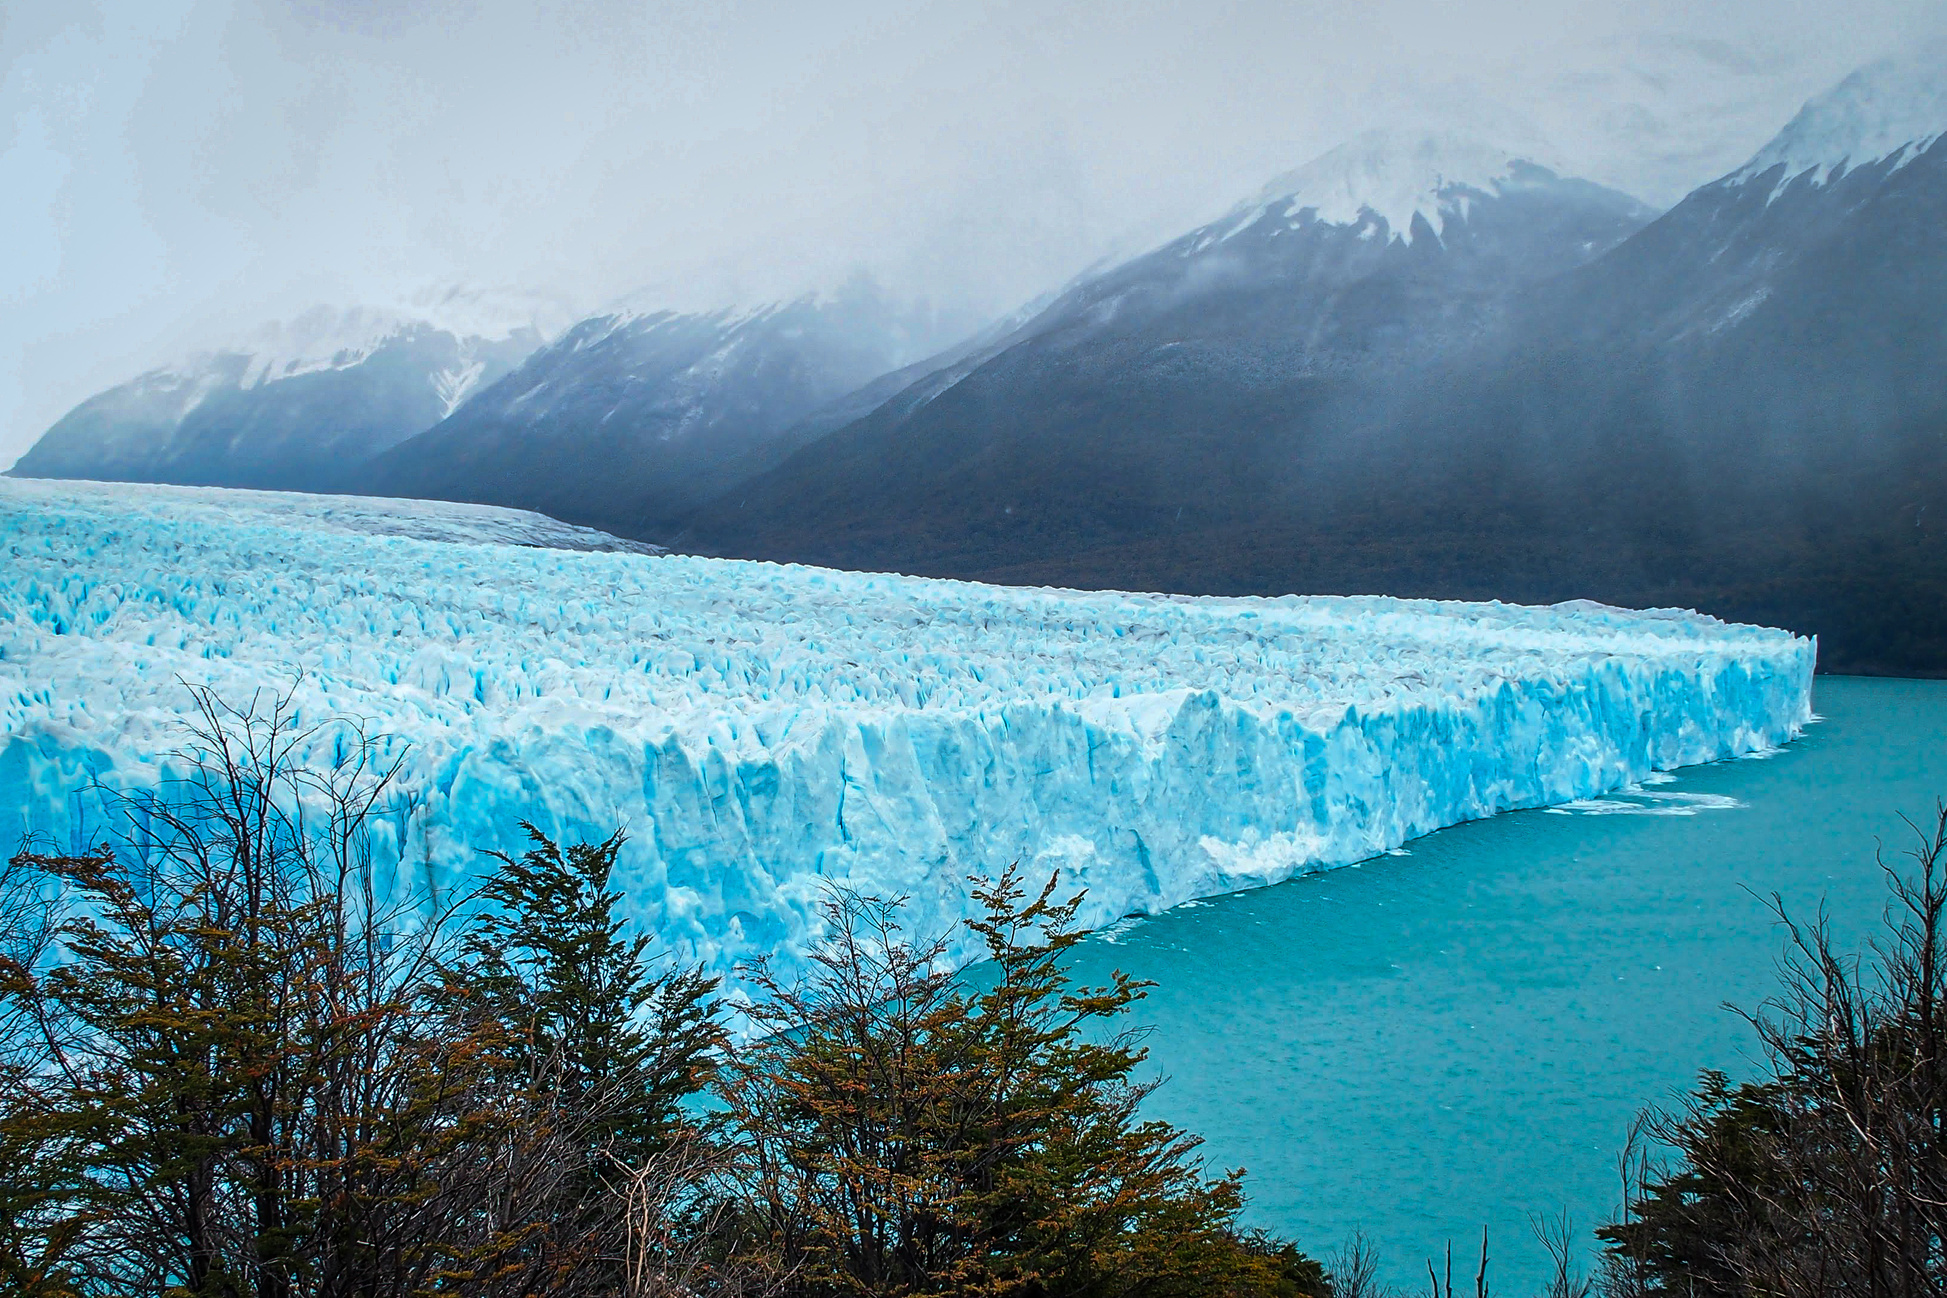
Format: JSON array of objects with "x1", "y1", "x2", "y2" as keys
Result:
[
  {"x1": 0, "y1": 687, "x2": 515, "y2": 1295},
  {"x1": 714, "y1": 868, "x2": 1328, "y2": 1297},
  {"x1": 0, "y1": 689, "x2": 722, "y2": 1296},
  {"x1": 451, "y1": 825, "x2": 725, "y2": 1294}
]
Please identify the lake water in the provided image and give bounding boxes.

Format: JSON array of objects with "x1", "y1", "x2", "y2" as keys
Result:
[{"x1": 1063, "y1": 676, "x2": 1947, "y2": 1292}]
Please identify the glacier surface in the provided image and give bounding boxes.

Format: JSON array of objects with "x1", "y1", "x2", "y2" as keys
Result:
[{"x1": 1, "y1": 478, "x2": 1815, "y2": 984}]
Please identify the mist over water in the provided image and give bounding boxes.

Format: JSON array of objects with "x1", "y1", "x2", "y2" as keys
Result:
[{"x1": 1064, "y1": 677, "x2": 1947, "y2": 1291}]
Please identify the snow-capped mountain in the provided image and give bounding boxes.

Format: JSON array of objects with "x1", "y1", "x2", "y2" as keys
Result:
[
  {"x1": 690, "y1": 59, "x2": 1947, "y2": 675},
  {"x1": 1733, "y1": 46, "x2": 1947, "y2": 193},
  {"x1": 1232, "y1": 128, "x2": 1571, "y2": 243},
  {"x1": 1504, "y1": 44, "x2": 1947, "y2": 404},
  {"x1": 1018, "y1": 130, "x2": 1649, "y2": 362},
  {"x1": 688, "y1": 131, "x2": 1652, "y2": 571},
  {"x1": 11, "y1": 298, "x2": 548, "y2": 492},
  {"x1": 361, "y1": 279, "x2": 977, "y2": 537}
]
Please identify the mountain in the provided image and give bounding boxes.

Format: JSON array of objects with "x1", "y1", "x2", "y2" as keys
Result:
[
  {"x1": 689, "y1": 58, "x2": 1947, "y2": 675},
  {"x1": 360, "y1": 281, "x2": 975, "y2": 536},
  {"x1": 685, "y1": 131, "x2": 1655, "y2": 573},
  {"x1": 1333, "y1": 48, "x2": 1947, "y2": 672},
  {"x1": 11, "y1": 295, "x2": 549, "y2": 491}
]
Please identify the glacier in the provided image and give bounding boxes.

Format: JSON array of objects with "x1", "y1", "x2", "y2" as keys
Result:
[{"x1": 1, "y1": 478, "x2": 1815, "y2": 985}]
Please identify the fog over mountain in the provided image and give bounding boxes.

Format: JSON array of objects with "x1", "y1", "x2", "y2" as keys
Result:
[
  {"x1": 11, "y1": 293, "x2": 552, "y2": 490},
  {"x1": 361, "y1": 281, "x2": 980, "y2": 536},
  {"x1": 8, "y1": 0, "x2": 1944, "y2": 470},
  {"x1": 688, "y1": 48, "x2": 1947, "y2": 674}
]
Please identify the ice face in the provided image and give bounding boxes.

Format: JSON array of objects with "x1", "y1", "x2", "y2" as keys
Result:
[{"x1": 0, "y1": 479, "x2": 1815, "y2": 985}]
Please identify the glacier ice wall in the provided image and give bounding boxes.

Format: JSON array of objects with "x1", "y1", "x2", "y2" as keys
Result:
[{"x1": 1, "y1": 478, "x2": 1815, "y2": 982}]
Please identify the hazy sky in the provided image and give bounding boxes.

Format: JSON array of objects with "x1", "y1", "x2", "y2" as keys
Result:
[{"x1": 5, "y1": 0, "x2": 1944, "y2": 467}]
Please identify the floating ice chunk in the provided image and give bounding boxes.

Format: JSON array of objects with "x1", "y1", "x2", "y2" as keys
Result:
[
  {"x1": 1553, "y1": 790, "x2": 1745, "y2": 816},
  {"x1": 1095, "y1": 916, "x2": 1149, "y2": 945}
]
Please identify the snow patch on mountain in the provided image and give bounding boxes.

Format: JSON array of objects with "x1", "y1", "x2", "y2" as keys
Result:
[
  {"x1": 492, "y1": 306, "x2": 784, "y2": 425},
  {"x1": 1228, "y1": 130, "x2": 1561, "y2": 245},
  {"x1": 588, "y1": 297, "x2": 787, "y2": 341},
  {"x1": 227, "y1": 306, "x2": 427, "y2": 388},
  {"x1": 144, "y1": 288, "x2": 561, "y2": 396},
  {"x1": 1733, "y1": 44, "x2": 1947, "y2": 192},
  {"x1": 433, "y1": 361, "x2": 489, "y2": 417},
  {"x1": 0, "y1": 479, "x2": 1814, "y2": 988},
  {"x1": 130, "y1": 366, "x2": 238, "y2": 423}
]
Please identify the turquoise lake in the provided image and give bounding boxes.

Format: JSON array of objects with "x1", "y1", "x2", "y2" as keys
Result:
[{"x1": 1064, "y1": 676, "x2": 1947, "y2": 1291}]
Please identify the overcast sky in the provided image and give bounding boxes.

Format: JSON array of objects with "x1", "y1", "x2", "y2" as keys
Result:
[{"x1": 5, "y1": 0, "x2": 1944, "y2": 468}]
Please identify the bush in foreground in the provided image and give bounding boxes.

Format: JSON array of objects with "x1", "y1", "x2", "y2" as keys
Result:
[
  {"x1": 1598, "y1": 806, "x2": 1947, "y2": 1297},
  {"x1": 713, "y1": 868, "x2": 1325, "y2": 1297}
]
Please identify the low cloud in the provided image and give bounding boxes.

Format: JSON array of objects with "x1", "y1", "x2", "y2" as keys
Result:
[{"x1": 5, "y1": 0, "x2": 1944, "y2": 466}]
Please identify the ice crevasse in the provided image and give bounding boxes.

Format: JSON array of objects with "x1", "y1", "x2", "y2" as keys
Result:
[{"x1": 0, "y1": 478, "x2": 1816, "y2": 983}]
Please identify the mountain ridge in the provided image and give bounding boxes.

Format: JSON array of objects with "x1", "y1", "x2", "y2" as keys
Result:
[
  {"x1": 679, "y1": 72, "x2": 1947, "y2": 675},
  {"x1": 358, "y1": 283, "x2": 980, "y2": 536},
  {"x1": 681, "y1": 133, "x2": 1656, "y2": 561},
  {"x1": 9, "y1": 304, "x2": 549, "y2": 492}
]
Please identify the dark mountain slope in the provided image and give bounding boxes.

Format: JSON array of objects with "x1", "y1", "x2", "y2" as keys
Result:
[
  {"x1": 11, "y1": 307, "x2": 541, "y2": 492},
  {"x1": 1307, "y1": 116, "x2": 1947, "y2": 673},
  {"x1": 686, "y1": 134, "x2": 1654, "y2": 569},
  {"x1": 362, "y1": 284, "x2": 970, "y2": 536},
  {"x1": 688, "y1": 67, "x2": 1947, "y2": 675}
]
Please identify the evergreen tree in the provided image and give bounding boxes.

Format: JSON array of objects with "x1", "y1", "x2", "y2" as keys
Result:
[
  {"x1": 716, "y1": 865, "x2": 1328, "y2": 1297},
  {"x1": 468, "y1": 825, "x2": 721, "y2": 1156},
  {"x1": 447, "y1": 825, "x2": 725, "y2": 1292}
]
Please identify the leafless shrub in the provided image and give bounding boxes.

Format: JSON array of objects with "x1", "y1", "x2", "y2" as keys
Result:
[
  {"x1": 1598, "y1": 804, "x2": 1947, "y2": 1297},
  {"x1": 1329, "y1": 1229, "x2": 1392, "y2": 1298}
]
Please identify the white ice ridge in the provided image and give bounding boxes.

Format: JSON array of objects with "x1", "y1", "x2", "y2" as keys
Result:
[
  {"x1": 0, "y1": 480, "x2": 664, "y2": 554},
  {"x1": 0, "y1": 479, "x2": 1815, "y2": 987}
]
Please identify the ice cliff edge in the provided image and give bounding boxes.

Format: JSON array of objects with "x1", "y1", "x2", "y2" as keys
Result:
[{"x1": 1, "y1": 480, "x2": 1816, "y2": 984}]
